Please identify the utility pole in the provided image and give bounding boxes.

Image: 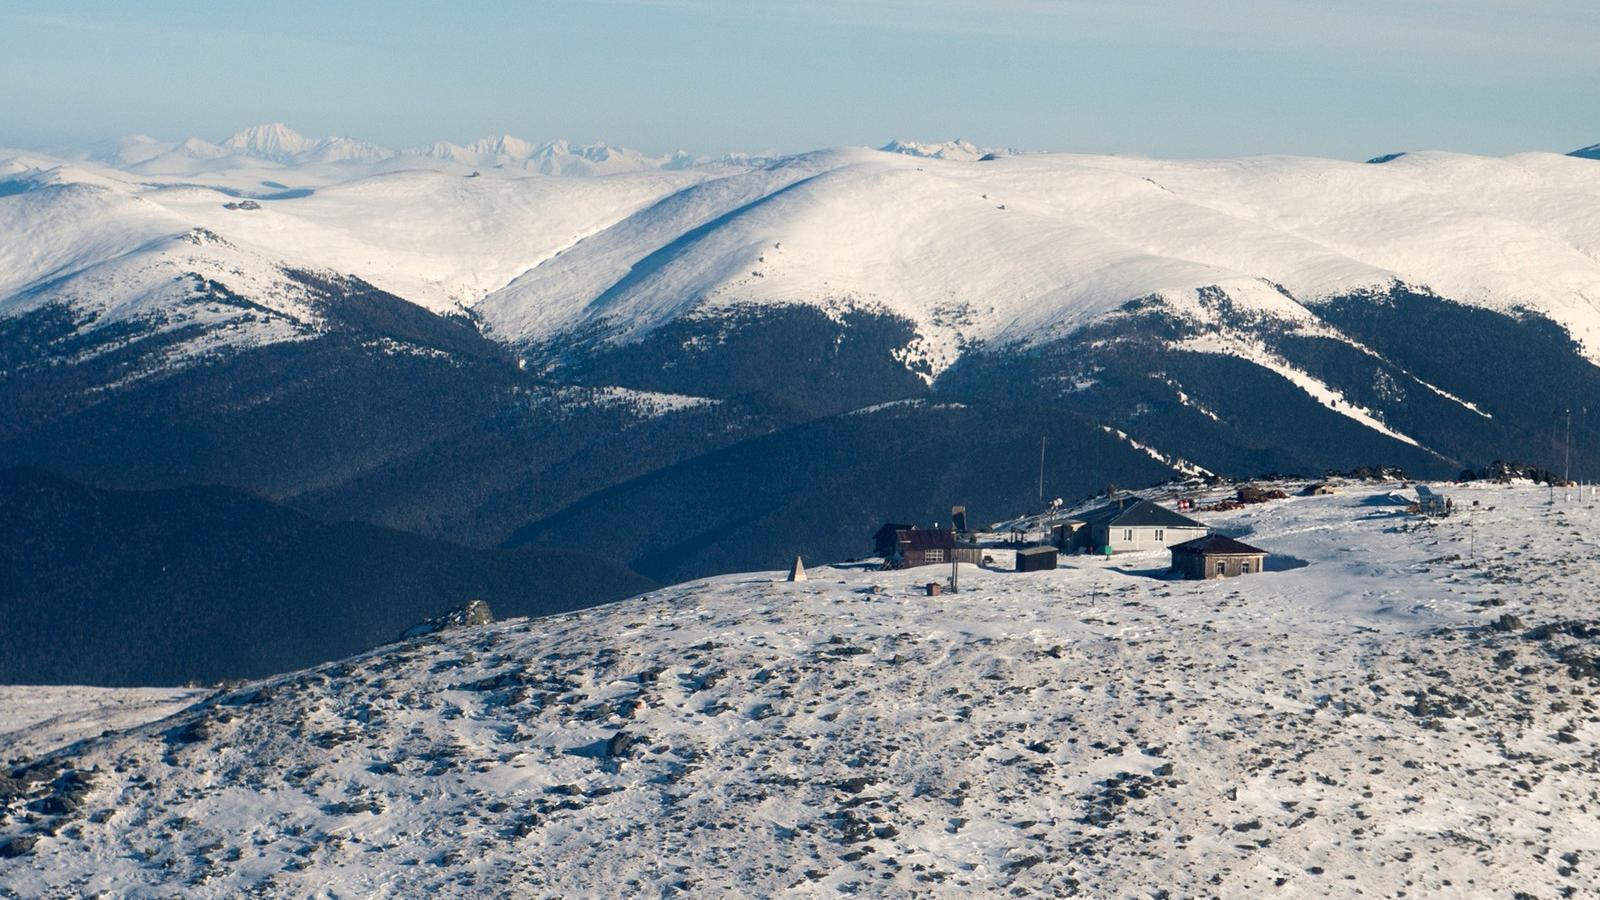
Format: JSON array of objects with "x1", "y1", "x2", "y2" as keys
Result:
[
  {"x1": 951, "y1": 555, "x2": 959, "y2": 594},
  {"x1": 1565, "y1": 408, "x2": 1572, "y2": 485},
  {"x1": 1038, "y1": 436, "x2": 1046, "y2": 505}
]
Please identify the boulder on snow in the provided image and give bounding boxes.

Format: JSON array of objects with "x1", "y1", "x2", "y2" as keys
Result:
[
  {"x1": 400, "y1": 599, "x2": 496, "y2": 641},
  {"x1": 1493, "y1": 613, "x2": 1526, "y2": 632}
]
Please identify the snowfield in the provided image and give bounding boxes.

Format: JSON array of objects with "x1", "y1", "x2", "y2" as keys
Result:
[
  {"x1": 0, "y1": 687, "x2": 204, "y2": 762},
  {"x1": 6, "y1": 482, "x2": 1600, "y2": 896}
]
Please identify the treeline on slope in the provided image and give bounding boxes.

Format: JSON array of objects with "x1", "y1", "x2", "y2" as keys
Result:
[
  {"x1": 1308, "y1": 288, "x2": 1600, "y2": 472},
  {"x1": 5, "y1": 275, "x2": 1600, "y2": 684},
  {"x1": 545, "y1": 306, "x2": 932, "y2": 420},
  {"x1": 0, "y1": 282, "x2": 767, "y2": 547},
  {"x1": 1458, "y1": 461, "x2": 1568, "y2": 484},
  {"x1": 506, "y1": 399, "x2": 1180, "y2": 583},
  {"x1": 937, "y1": 302, "x2": 1456, "y2": 480},
  {"x1": 0, "y1": 467, "x2": 657, "y2": 687},
  {"x1": 941, "y1": 286, "x2": 1600, "y2": 483}
]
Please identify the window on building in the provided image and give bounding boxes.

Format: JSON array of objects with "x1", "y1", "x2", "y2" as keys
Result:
[
  {"x1": 1124, "y1": 529, "x2": 1133, "y2": 542},
  {"x1": 926, "y1": 549, "x2": 944, "y2": 563},
  {"x1": 1155, "y1": 529, "x2": 1164, "y2": 541},
  {"x1": 1241, "y1": 562, "x2": 1251, "y2": 574},
  {"x1": 1216, "y1": 561, "x2": 1226, "y2": 574}
]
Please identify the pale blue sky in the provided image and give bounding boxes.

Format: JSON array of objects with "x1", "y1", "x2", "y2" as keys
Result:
[{"x1": 2, "y1": 0, "x2": 1597, "y2": 159}]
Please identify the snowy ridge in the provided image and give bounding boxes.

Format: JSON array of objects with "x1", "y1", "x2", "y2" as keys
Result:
[
  {"x1": 6, "y1": 484, "x2": 1600, "y2": 896},
  {"x1": 6, "y1": 140, "x2": 1600, "y2": 452}
]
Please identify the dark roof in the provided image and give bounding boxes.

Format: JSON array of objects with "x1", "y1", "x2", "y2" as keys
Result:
[
  {"x1": 1078, "y1": 498, "x2": 1206, "y2": 530},
  {"x1": 1016, "y1": 545, "x2": 1057, "y2": 557},
  {"x1": 897, "y1": 528, "x2": 955, "y2": 551},
  {"x1": 1169, "y1": 534, "x2": 1267, "y2": 556}
]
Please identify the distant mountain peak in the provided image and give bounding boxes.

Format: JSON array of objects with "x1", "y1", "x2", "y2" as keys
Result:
[
  {"x1": 883, "y1": 140, "x2": 979, "y2": 160},
  {"x1": 174, "y1": 136, "x2": 229, "y2": 158},
  {"x1": 222, "y1": 123, "x2": 317, "y2": 162},
  {"x1": 880, "y1": 138, "x2": 993, "y2": 161},
  {"x1": 465, "y1": 134, "x2": 539, "y2": 159}
]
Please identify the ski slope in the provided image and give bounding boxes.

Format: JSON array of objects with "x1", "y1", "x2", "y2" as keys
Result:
[{"x1": 4, "y1": 482, "x2": 1600, "y2": 896}]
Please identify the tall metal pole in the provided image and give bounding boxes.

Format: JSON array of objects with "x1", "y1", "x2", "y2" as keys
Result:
[
  {"x1": 1564, "y1": 408, "x2": 1571, "y2": 486},
  {"x1": 1038, "y1": 436, "x2": 1046, "y2": 504}
]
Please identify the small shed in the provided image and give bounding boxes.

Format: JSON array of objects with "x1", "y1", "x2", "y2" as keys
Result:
[
  {"x1": 1304, "y1": 482, "x2": 1342, "y2": 496},
  {"x1": 1414, "y1": 485, "x2": 1451, "y2": 517},
  {"x1": 1050, "y1": 518, "x2": 1086, "y2": 549},
  {"x1": 1170, "y1": 534, "x2": 1268, "y2": 580},
  {"x1": 1015, "y1": 545, "x2": 1059, "y2": 572}
]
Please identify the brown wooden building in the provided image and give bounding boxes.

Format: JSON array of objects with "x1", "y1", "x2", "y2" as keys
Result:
[
  {"x1": 875, "y1": 525, "x2": 982, "y2": 568},
  {"x1": 1170, "y1": 534, "x2": 1268, "y2": 580}
]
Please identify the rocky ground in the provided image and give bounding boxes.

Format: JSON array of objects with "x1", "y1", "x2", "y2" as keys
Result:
[{"x1": 3, "y1": 482, "x2": 1600, "y2": 898}]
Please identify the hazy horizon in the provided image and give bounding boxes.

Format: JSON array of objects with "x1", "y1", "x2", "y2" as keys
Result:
[{"x1": 2, "y1": 1, "x2": 1598, "y2": 161}]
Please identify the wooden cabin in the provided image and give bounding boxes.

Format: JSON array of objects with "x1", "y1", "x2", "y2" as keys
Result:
[
  {"x1": 1170, "y1": 534, "x2": 1268, "y2": 580},
  {"x1": 876, "y1": 525, "x2": 980, "y2": 568}
]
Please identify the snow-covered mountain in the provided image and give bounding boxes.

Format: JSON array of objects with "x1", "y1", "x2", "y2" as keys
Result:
[
  {"x1": 220, "y1": 122, "x2": 321, "y2": 163},
  {"x1": 8, "y1": 135, "x2": 1600, "y2": 606},
  {"x1": 17, "y1": 142, "x2": 1600, "y2": 366},
  {"x1": 5, "y1": 482, "x2": 1600, "y2": 895},
  {"x1": 880, "y1": 138, "x2": 1008, "y2": 161},
  {"x1": 7, "y1": 140, "x2": 1600, "y2": 463},
  {"x1": 410, "y1": 135, "x2": 694, "y2": 176}
]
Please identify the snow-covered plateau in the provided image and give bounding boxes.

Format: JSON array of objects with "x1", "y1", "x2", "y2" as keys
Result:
[{"x1": 6, "y1": 482, "x2": 1600, "y2": 897}]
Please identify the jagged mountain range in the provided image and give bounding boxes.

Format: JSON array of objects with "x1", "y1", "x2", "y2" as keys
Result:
[
  {"x1": 79, "y1": 123, "x2": 729, "y2": 180},
  {"x1": 77, "y1": 124, "x2": 1017, "y2": 177},
  {"x1": 5, "y1": 135, "x2": 1600, "y2": 680}
]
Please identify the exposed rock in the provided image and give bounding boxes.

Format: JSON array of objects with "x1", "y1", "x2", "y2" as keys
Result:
[
  {"x1": 401, "y1": 600, "x2": 496, "y2": 640},
  {"x1": 1493, "y1": 614, "x2": 1525, "y2": 632}
]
